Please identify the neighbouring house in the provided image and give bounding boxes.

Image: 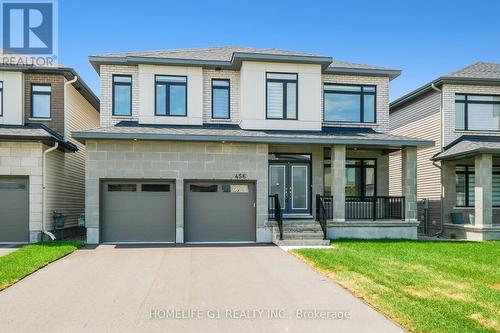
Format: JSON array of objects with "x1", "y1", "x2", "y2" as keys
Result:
[
  {"x1": 72, "y1": 46, "x2": 432, "y2": 245},
  {"x1": 390, "y1": 62, "x2": 500, "y2": 240},
  {"x1": 0, "y1": 63, "x2": 99, "y2": 243}
]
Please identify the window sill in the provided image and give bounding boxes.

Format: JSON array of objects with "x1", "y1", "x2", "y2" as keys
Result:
[
  {"x1": 323, "y1": 121, "x2": 379, "y2": 127},
  {"x1": 455, "y1": 130, "x2": 500, "y2": 135},
  {"x1": 29, "y1": 118, "x2": 52, "y2": 121}
]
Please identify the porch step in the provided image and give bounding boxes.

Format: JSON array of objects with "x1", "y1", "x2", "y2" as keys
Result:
[{"x1": 272, "y1": 220, "x2": 330, "y2": 246}]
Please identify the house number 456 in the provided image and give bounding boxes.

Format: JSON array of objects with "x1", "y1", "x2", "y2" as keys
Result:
[{"x1": 234, "y1": 173, "x2": 247, "y2": 179}]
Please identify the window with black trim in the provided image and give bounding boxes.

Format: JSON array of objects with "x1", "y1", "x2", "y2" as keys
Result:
[
  {"x1": 190, "y1": 184, "x2": 217, "y2": 192},
  {"x1": 155, "y1": 75, "x2": 187, "y2": 116},
  {"x1": 141, "y1": 184, "x2": 170, "y2": 192},
  {"x1": 345, "y1": 159, "x2": 376, "y2": 197},
  {"x1": 212, "y1": 79, "x2": 230, "y2": 119},
  {"x1": 324, "y1": 84, "x2": 375, "y2": 123},
  {"x1": 112, "y1": 75, "x2": 132, "y2": 116},
  {"x1": 455, "y1": 94, "x2": 500, "y2": 131},
  {"x1": 0, "y1": 81, "x2": 3, "y2": 116},
  {"x1": 456, "y1": 166, "x2": 500, "y2": 207},
  {"x1": 266, "y1": 73, "x2": 297, "y2": 119},
  {"x1": 31, "y1": 84, "x2": 51, "y2": 118}
]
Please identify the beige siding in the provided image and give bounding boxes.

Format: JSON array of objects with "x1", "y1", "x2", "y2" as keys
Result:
[
  {"x1": 45, "y1": 82, "x2": 99, "y2": 229},
  {"x1": 390, "y1": 90, "x2": 442, "y2": 233}
]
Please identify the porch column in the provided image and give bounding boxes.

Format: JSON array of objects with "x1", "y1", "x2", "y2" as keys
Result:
[
  {"x1": 441, "y1": 161, "x2": 457, "y2": 225},
  {"x1": 475, "y1": 153, "x2": 493, "y2": 226},
  {"x1": 402, "y1": 147, "x2": 418, "y2": 222},
  {"x1": 331, "y1": 145, "x2": 346, "y2": 222}
]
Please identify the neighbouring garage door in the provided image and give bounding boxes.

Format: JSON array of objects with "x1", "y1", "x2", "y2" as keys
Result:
[
  {"x1": 101, "y1": 181, "x2": 175, "y2": 243},
  {"x1": 185, "y1": 181, "x2": 256, "y2": 243},
  {"x1": 0, "y1": 178, "x2": 29, "y2": 243}
]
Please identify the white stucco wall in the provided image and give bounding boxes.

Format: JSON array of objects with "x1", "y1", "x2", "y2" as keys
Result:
[
  {"x1": 0, "y1": 71, "x2": 23, "y2": 125},
  {"x1": 239, "y1": 61, "x2": 322, "y2": 131}
]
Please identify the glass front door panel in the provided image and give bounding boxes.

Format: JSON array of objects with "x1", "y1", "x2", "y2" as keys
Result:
[
  {"x1": 291, "y1": 165, "x2": 308, "y2": 210},
  {"x1": 269, "y1": 164, "x2": 286, "y2": 209}
]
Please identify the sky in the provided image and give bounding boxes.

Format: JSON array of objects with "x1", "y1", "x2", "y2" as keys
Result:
[{"x1": 59, "y1": 0, "x2": 500, "y2": 101}]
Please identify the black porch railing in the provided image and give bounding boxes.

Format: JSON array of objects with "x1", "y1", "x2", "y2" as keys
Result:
[
  {"x1": 315, "y1": 195, "x2": 328, "y2": 239},
  {"x1": 268, "y1": 194, "x2": 283, "y2": 240},
  {"x1": 346, "y1": 196, "x2": 405, "y2": 220}
]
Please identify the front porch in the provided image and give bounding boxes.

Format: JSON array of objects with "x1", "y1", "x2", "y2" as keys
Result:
[{"x1": 267, "y1": 144, "x2": 419, "y2": 244}]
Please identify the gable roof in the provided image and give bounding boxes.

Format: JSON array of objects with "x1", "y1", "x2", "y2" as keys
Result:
[
  {"x1": 391, "y1": 61, "x2": 500, "y2": 110},
  {"x1": 89, "y1": 46, "x2": 400, "y2": 79}
]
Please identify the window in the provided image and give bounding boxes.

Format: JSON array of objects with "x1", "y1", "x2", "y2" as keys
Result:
[
  {"x1": 222, "y1": 184, "x2": 249, "y2": 193},
  {"x1": 324, "y1": 84, "x2": 376, "y2": 123},
  {"x1": 108, "y1": 184, "x2": 137, "y2": 192},
  {"x1": 212, "y1": 79, "x2": 230, "y2": 119},
  {"x1": 112, "y1": 75, "x2": 132, "y2": 116},
  {"x1": 266, "y1": 73, "x2": 297, "y2": 119},
  {"x1": 455, "y1": 94, "x2": 500, "y2": 131},
  {"x1": 456, "y1": 166, "x2": 500, "y2": 207},
  {"x1": 141, "y1": 184, "x2": 170, "y2": 192},
  {"x1": 155, "y1": 75, "x2": 187, "y2": 116},
  {"x1": 0, "y1": 81, "x2": 3, "y2": 116},
  {"x1": 190, "y1": 184, "x2": 217, "y2": 192},
  {"x1": 31, "y1": 84, "x2": 51, "y2": 118}
]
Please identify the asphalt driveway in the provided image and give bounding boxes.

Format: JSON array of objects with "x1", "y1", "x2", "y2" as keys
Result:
[{"x1": 0, "y1": 244, "x2": 403, "y2": 333}]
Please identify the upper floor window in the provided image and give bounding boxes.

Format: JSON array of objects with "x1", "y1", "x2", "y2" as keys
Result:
[
  {"x1": 324, "y1": 84, "x2": 375, "y2": 123},
  {"x1": 0, "y1": 81, "x2": 3, "y2": 116},
  {"x1": 155, "y1": 75, "x2": 187, "y2": 117},
  {"x1": 266, "y1": 73, "x2": 297, "y2": 119},
  {"x1": 455, "y1": 94, "x2": 500, "y2": 131},
  {"x1": 31, "y1": 84, "x2": 51, "y2": 118},
  {"x1": 112, "y1": 75, "x2": 132, "y2": 116},
  {"x1": 212, "y1": 79, "x2": 230, "y2": 119}
]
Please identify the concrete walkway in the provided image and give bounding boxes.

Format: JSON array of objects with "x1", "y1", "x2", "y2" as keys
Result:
[
  {"x1": 0, "y1": 244, "x2": 403, "y2": 333},
  {"x1": 0, "y1": 244, "x2": 21, "y2": 256}
]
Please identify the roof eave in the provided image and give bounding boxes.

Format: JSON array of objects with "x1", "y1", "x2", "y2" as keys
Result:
[
  {"x1": 324, "y1": 67, "x2": 401, "y2": 80},
  {"x1": 432, "y1": 147, "x2": 500, "y2": 161},
  {"x1": 72, "y1": 131, "x2": 433, "y2": 147}
]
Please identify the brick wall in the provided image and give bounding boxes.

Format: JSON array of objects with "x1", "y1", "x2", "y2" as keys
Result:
[
  {"x1": 202, "y1": 69, "x2": 240, "y2": 124},
  {"x1": 442, "y1": 83, "x2": 500, "y2": 146},
  {"x1": 322, "y1": 74, "x2": 390, "y2": 133},
  {"x1": 99, "y1": 65, "x2": 140, "y2": 127},
  {"x1": 24, "y1": 73, "x2": 65, "y2": 134}
]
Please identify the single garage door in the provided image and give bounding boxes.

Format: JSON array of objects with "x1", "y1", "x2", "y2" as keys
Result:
[
  {"x1": 0, "y1": 177, "x2": 29, "y2": 243},
  {"x1": 101, "y1": 181, "x2": 175, "y2": 243},
  {"x1": 185, "y1": 181, "x2": 256, "y2": 243}
]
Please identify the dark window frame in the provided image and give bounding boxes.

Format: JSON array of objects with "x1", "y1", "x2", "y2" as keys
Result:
[
  {"x1": 456, "y1": 165, "x2": 500, "y2": 207},
  {"x1": 211, "y1": 78, "x2": 230, "y2": 119},
  {"x1": 154, "y1": 74, "x2": 188, "y2": 117},
  {"x1": 345, "y1": 158, "x2": 377, "y2": 198},
  {"x1": 112, "y1": 74, "x2": 132, "y2": 116},
  {"x1": 455, "y1": 93, "x2": 500, "y2": 131},
  {"x1": 323, "y1": 83, "x2": 377, "y2": 123},
  {"x1": 265, "y1": 72, "x2": 298, "y2": 120},
  {"x1": 30, "y1": 83, "x2": 52, "y2": 119},
  {"x1": 0, "y1": 81, "x2": 3, "y2": 116}
]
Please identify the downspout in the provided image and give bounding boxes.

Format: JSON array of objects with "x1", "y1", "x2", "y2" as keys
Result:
[
  {"x1": 431, "y1": 83, "x2": 444, "y2": 237},
  {"x1": 63, "y1": 76, "x2": 78, "y2": 140},
  {"x1": 42, "y1": 142, "x2": 59, "y2": 241}
]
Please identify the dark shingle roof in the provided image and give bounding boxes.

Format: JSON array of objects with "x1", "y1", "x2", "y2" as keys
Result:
[
  {"x1": 447, "y1": 61, "x2": 500, "y2": 80},
  {"x1": 89, "y1": 46, "x2": 400, "y2": 78},
  {"x1": 0, "y1": 124, "x2": 78, "y2": 152},
  {"x1": 72, "y1": 121, "x2": 432, "y2": 147},
  {"x1": 433, "y1": 136, "x2": 500, "y2": 160}
]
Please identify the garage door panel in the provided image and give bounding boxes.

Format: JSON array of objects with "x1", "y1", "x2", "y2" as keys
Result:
[
  {"x1": 101, "y1": 181, "x2": 175, "y2": 243},
  {"x1": 185, "y1": 182, "x2": 255, "y2": 243},
  {"x1": 0, "y1": 178, "x2": 29, "y2": 243}
]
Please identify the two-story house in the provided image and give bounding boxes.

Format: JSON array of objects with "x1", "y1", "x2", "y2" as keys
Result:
[
  {"x1": 73, "y1": 46, "x2": 432, "y2": 245},
  {"x1": 0, "y1": 63, "x2": 99, "y2": 243},
  {"x1": 390, "y1": 62, "x2": 500, "y2": 240}
]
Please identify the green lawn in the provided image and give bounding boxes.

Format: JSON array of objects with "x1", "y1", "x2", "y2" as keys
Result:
[
  {"x1": 0, "y1": 241, "x2": 84, "y2": 291},
  {"x1": 294, "y1": 240, "x2": 500, "y2": 333}
]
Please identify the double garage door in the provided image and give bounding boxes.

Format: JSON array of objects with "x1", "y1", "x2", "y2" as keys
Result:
[
  {"x1": 101, "y1": 180, "x2": 255, "y2": 243},
  {"x1": 0, "y1": 178, "x2": 29, "y2": 243}
]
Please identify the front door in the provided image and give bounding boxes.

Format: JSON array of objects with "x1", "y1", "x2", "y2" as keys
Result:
[{"x1": 269, "y1": 157, "x2": 310, "y2": 215}]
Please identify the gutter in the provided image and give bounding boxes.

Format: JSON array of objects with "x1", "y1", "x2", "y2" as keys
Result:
[
  {"x1": 430, "y1": 83, "x2": 444, "y2": 237},
  {"x1": 63, "y1": 76, "x2": 78, "y2": 140},
  {"x1": 42, "y1": 142, "x2": 58, "y2": 241}
]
